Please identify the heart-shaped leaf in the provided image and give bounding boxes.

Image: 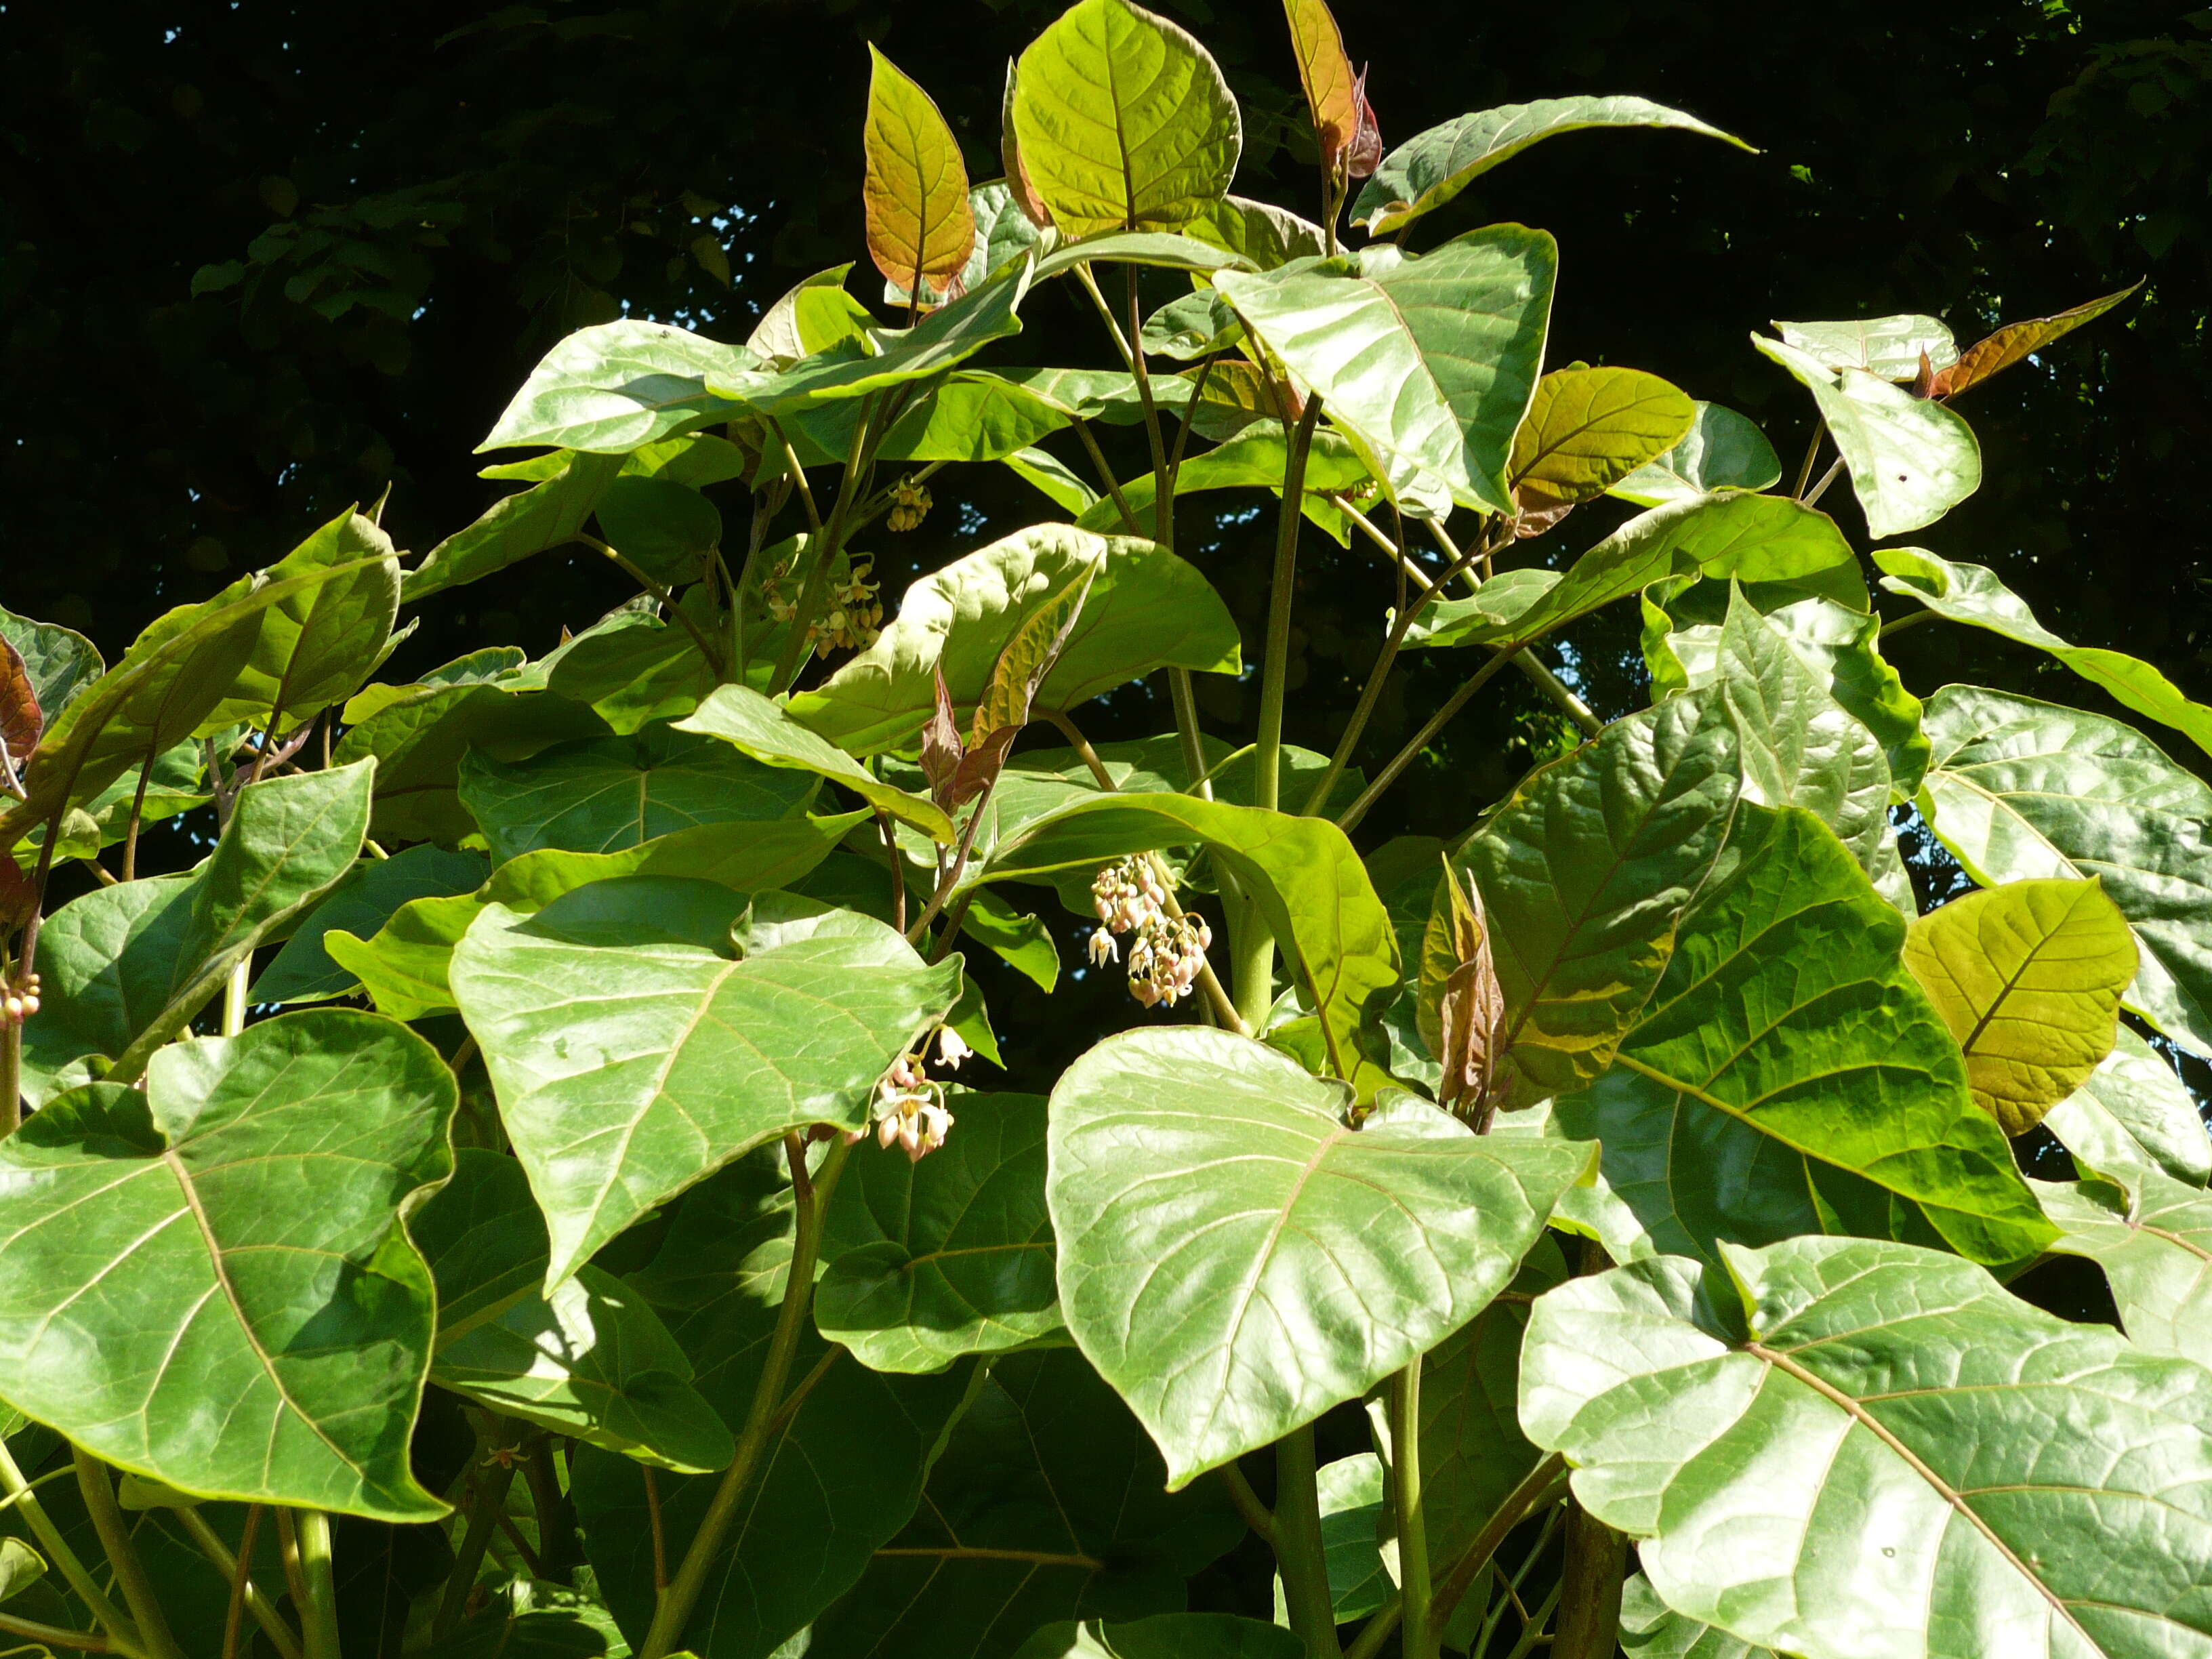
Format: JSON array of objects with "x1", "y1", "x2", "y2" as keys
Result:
[
  {"x1": 1607, "y1": 402, "x2": 1782, "y2": 508},
  {"x1": 1917, "y1": 684, "x2": 2212, "y2": 1057},
  {"x1": 1904, "y1": 878, "x2": 2137, "y2": 1134},
  {"x1": 1048, "y1": 1027, "x2": 1595, "y2": 1485},
  {"x1": 1011, "y1": 0, "x2": 1241, "y2": 238},
  {"x1": 1753, "y1": 334, "x2": 1981, "y2": 537},
  {"x1": 1352, "y1": 96, "x2": 1751, "y2": 236},
  {"x1": 1215, "y1": 228, "x2": 1557, "y2": 515},
  {"x1": 1521, "y1": 1235, "x2": 2212, "y2": 1659},
  {"x1": 1774, "y1": 314, "x2": 1958, "y2": 380},
  {"x1": 2044, "y1": 1027, "x2": 2212, "y2": 1190},
  {"x1": 816, "y1": 1092, "x2": 1063, "y2": 1372},
  {"x1": 0, "y1": 1010, "x2": 454, "y2": 1520},
  {"x1": 1877, "y1": 546, "x2": 2212, "y2": 762},
  {"x1": 452, "y1": 882, "x2": 963, "y2": 1286},
  {"x1": 1553, "y1": 802, "x2": 2053, "y2": 1267}
]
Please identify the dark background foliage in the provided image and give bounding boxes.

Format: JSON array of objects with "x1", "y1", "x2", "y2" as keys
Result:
[{"x1": 5, "y1": 0, "x2": 2208, "y2": 1080}]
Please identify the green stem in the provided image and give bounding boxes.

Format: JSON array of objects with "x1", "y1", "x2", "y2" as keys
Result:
[
  {"x1": 1, "y1": 1006, "x2": 18, "y2": 1139},
  {"x1": 1433, "y1": 1452, "x2": 1568, "y2": 1627},
  {"x1": 1791, "y1": 418, "x2": 1827, "y2": 498},
  {"x1": 1256, "y1": 400, "x2": 1324, "y2": 813},
  {"x1": 73, "y1": 1451, "x2": 181, "y2": 1659},
  {"x1": 293, "y1": 1511, "x2": 342, "y2": 1659},
  {"x1": 1389, "y1": 1364, "x2": 1436, "y2": 1659},
  {"x1": 174, "y1": 1504, "x2": 301, "y2": 1659},
  {"x1": 1549, "y1": 1500, "x2": 1626, "y2": 1659},
  {"x1": 640, "y1": 1136, "x2": 855, "y2": 1658},
  {"x1": 572, "y1": 534, "x2": 726, "y2": 676},
  {"x1": 525, "y1": 1439, "x2": 579, "y2": 1582},
  {"x1": 434, "y1": 1434, "x2": 519, "y2": 1639},
  {"x1": 1073, "y1": 422, "x2": 1142, "y2": 535},
  {"x1": 0, "y1": 1605, "x2": 121, "y2": 1652},
  {"x1": 1343, "y1": 1595, "x2": 1401, "y2": 1659},
  {"x1": 0, "y1": 1441, "x2": 133, "y2": 1647},
  {"x1": 1496, "y1": 1579, "x2": 1565, "y2": 1659},
  {"x1": 1228, "y1": 903, "x2": 1276, "y2": 1035},
  {"x1": 1122, "y1": 268, "x2": 1172, "y2": 552},
  {"x1": 1216, "y1": 1460, "x2": 1275, "y2": 1543},
  {"x1": 1335, "y1": 647, "x2": 1525, "y2": 836},
  {"x1": 121, "y1": 740, "x2": 157, "y2": 883},
  {"x1": 1166, "y1": 670, "x2": 1214, "y2": 802},
  {"x1": 1471, "y1": 1501, "x2": 1565, "y2": 1659},
  {"x1": 1271, "y1": 1425, "x2": 1341, "y2": 1659},
  {"x1": 1879, "y1": 608, "x2": 1936, "y2": 638},
  {"x1": 223, "y1": 958, "x2": 250, "y2": 1038},
  {"x1": 769, "y1": 397, "x2": 880, "y2": 695}
]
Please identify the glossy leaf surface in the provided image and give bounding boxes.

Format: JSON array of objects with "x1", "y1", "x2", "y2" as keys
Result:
[
  {"x1": 1049, "y1": 1027, "x2": 1595, "y2": 1484},
  {"x1": 2039, "y1": 1167, "x2": 2212, "y2": 1372},
  {"x1": 452, "y1": 883, "x2": 963, "y2": 1286},
  {"x1": 2044, "y1": 1027, "x2": 2212, "y2": 1189},
  {"x1": 1774, "y1": 313, "x2": 1957, "y2": 379},
  {"x1": 481, "y1": 321, "x2": 760, "y2": 453},
  {"x1": 1353, "y1": 96, "x2": 1751, "y2": 235},
  {"x1": 1507, "y1": 365, "x2": 1696, "y2": 518},
  {"x1": 674, "y1": 684, "x2": 955, "y2": 842},
  {"x1": 1521, "y1": 1236, "x2": 2212, "y2": 1659},
  {"x1": 1904, "y1": 878, "x2": 2137, "y2": 1134},
  {"x1": 0, "y1": 1011, "x2": 453, "y2": 1520},
  {"x1": 1608, "y1": 402, "x2": 1782, "y2": 507}
]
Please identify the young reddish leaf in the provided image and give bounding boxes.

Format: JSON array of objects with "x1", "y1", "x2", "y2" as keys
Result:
[
  {"x1": 1000, "y1": 58, "x2": 1053, "y2": 230},
  {"x1": 1345, "y1": 66, "x2": 1382, "y2": 180},
  {"x1": 0, "y1": 857, "x2": 33, "y2": 933},
  {"x1": 1282, "y1": 0, "x2": 1359, "y2": 178},
  {"x1": 944, "y1": 724, "x2": 1021, "y2": 813},
  {"x1": 0, "y1": 638, "x2": 41, "y2": 762},
  {"x1": 863, "y1": 46, "x2": 977, "y2": 303},
  {"x1": 970, "y1": 561, "x2": 1098, "y2": 745},
  {"x1": 1933, "y1": 281, "x2": 2142, "y2": 400},
  {"x1": 1419, "y1": 859, "x2": 1510, "y2": 1119},
  {"x1": 920, "y1": 664, "x2": 966, "y2": 809}
]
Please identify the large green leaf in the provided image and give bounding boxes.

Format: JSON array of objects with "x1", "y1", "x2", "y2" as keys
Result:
[
  {"x1": 1048, "y1": 1027, "x2": 1595, "y2": 1485},
  {"x1": 480, "y1": 321, "x2": 761, "y2": 453},
  {"x1": 1917, "y1": 684, "x2": 2212, "y2": 1057},
  {"x1": 1215, "y1": 228, "x2": 1556, "y2": 515},
  {"x1": 784, "y1": 524, "x2": 1238, "y2": 755},
  {"x1": 1508, "y1": 365, "x2": 1696, "y2": 518},
  {"x1": 816, "y1": 1092, "x2": 1062, "y2": 1374},
  {"x1": 1408, "y1": 493, "x2": 1857, "y2": 651},
  {"x1": 1462, "y1": 689, "x2": 1742, "y2": 1101},
  {"x1": 1904, "y1": 879, "x2": 2138, "y2": 1135},
  {"x1": 674, "y1": 684, "x2": 954, "y2": 843},
  {"x1": 22, "y1": 760, "x2": 373, "y2": 1101},
  {"x1": 253, "y1": 845, "x2": 490, "y2": 1004},
  {"x1": 1644, "y1": 581, "x2": 1928, "y2": 796},
  {"x1": 414, "y1": 1149, "x2": 734, "y2": 1473},
  {"x1": 1353, "y1": 96, "x2": 1752, "y2": 235},
  {"x1": 862, "y1": 46, "x2": 975, "y2": 300},
  {"x1": 1553, "y1": 803, "x2": 2053, "y2": 1267},
  {"x1": 1185, "y1": 194, "x2": 1326, "y2": 270},
  {"x1": 2045, "y1": 1027, "x2": 2211, "y2": 1190},
  {"x1": 977, "y1": 792, "x2": 1394, "y2": 1080},
  {"x1": 802, "y1": 1349, "x2": 1244, "y2": 1658},
  {"x1": 2039, "y1": 1167, "x2": 2212, "y2": 1372},
  {"x1": 1608, "y1": 402, "x2": 1782, "y2": 508},
  {"x1": 747, "y1": 264, "x2": 877, "y2": 367},
  {"x1": 0, "y1": 1010, "x2": 453, "y2": 1521},
  {"x1": 592, "y1": 474, "x2": 720, "y2": 586},
  {"x1": 1753, "y1": 334, "x2": 1981, "y2": 537},
  {"x1": 1774, "y1": 313, "x2": 1958, "y2": 380},
  {"x1": 786, "y1": 371, "x2": 1075, "y2": 468},
  {"x1": 0, "y1": 554, "x2": 395, "y2": 853},
  {"x1": 325, "y1": 815, "x2": 865, "y2": 1022},
  {"x1": 1619, "y1": 1573, "x2": 1778, "y2": 1659},
  {"x1": 1071, "y1": 424, "x2": 1377, "y2": 537},
  {"x1": 1010, "y1": 0, "x2": 1240, "y2": 238},
  {"x1": 452, "y1": 882, "x2": 964, "y2": 1286},
  {"x1": 457, "y1": 724, "x2": 819, "y2": 863},
  {"x1": 1521, "y1": 1235, "x2": 2212, "y2": 1659},
  {"x1": 199, "y1": 507, "x2": 401, "y2": 733},
  {"x1": 1697, "y1": 587, "x2": 1899, "y2": 892},
  {"x1": 1014, "y1": 1616, "x2": 1302, "y2": 1659},
  {"x1": 403, "y1": 451, "x2": 623, "y2": 603},
  {"x1": 1877, "y1": 546, "x2": 2212, "y2": 761}
]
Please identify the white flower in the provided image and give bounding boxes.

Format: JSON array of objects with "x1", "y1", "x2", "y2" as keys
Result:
[{"x1": 936, "y1": 1026, "x2": 972, "y2": 1069}]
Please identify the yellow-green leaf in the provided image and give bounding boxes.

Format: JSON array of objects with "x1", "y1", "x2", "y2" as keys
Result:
[
  {"x1": 863, "y1": 47, "x2": 977, "y2": 302},
  {"x1": 1508, "y1": 366, "x2": 1696, "y2": 520},
  {"x1": 1904, "y1": 878, "x2": 2139, "y2": 1135},
  {"x1": 1282, "y1": 0, "x2": 1357, "y2": 169},
  {"x1": 1011, "y1": 0, "x2": 1242, "y2": 238}
]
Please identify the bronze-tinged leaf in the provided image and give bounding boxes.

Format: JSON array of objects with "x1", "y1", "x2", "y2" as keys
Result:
[
  {"x1": 863, "y1": 47, "x2": 977, "y2": 301},
  {"x1": 1345, "y1": 66, "x2": 1382, "y2": 180},
  {"x1": 920, "y1": 664, "x2": 966, "y2": 809},
  {"x1": 0, "y1": 857, "x2": 34, "y2": 933},
  {"x1": 945, "y1": 724, "x2": 1021, "y2": 813},
  {"x1": 970, "y1": 560, "x2": 1097, "y2": 743},
  {"x1": 1419, "y1": 859, "x2": 1510, "y2": 1120},
  {"x1": 1283, "y1": 0, "x2": 1359, "y2": 176},
  {"x1": 1934, "y1": 281, "x2": 2142, "y2": 400},
  {"x1": 1000, "y1": 58, "x2": 1053, "y2": 230},
  {"x1": 0, "y1": 638, "x2": 41, "y2": 762}
]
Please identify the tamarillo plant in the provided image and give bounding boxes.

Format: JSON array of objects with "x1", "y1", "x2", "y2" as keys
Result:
[{"x1": 0, "y1": 1, "x2": 2194, "y2": 1655}]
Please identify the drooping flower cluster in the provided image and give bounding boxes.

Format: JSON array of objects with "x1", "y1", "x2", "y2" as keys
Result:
[
  {"x1": 1087, "y1": 856, "x2": 1211, "y2": 1006},
  {"x1": 885, "y1": 477, "x2": 933, "y2": 533},
  {"x1": 1, "y1": 972, "x2": 40, "y2": 1030},
  {"x1": 869, "y1": 1027, "x2": 970, "y2": 1162},
  {"x1": 762, "y1": 554, "x2": 883, "y2": 659}
]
